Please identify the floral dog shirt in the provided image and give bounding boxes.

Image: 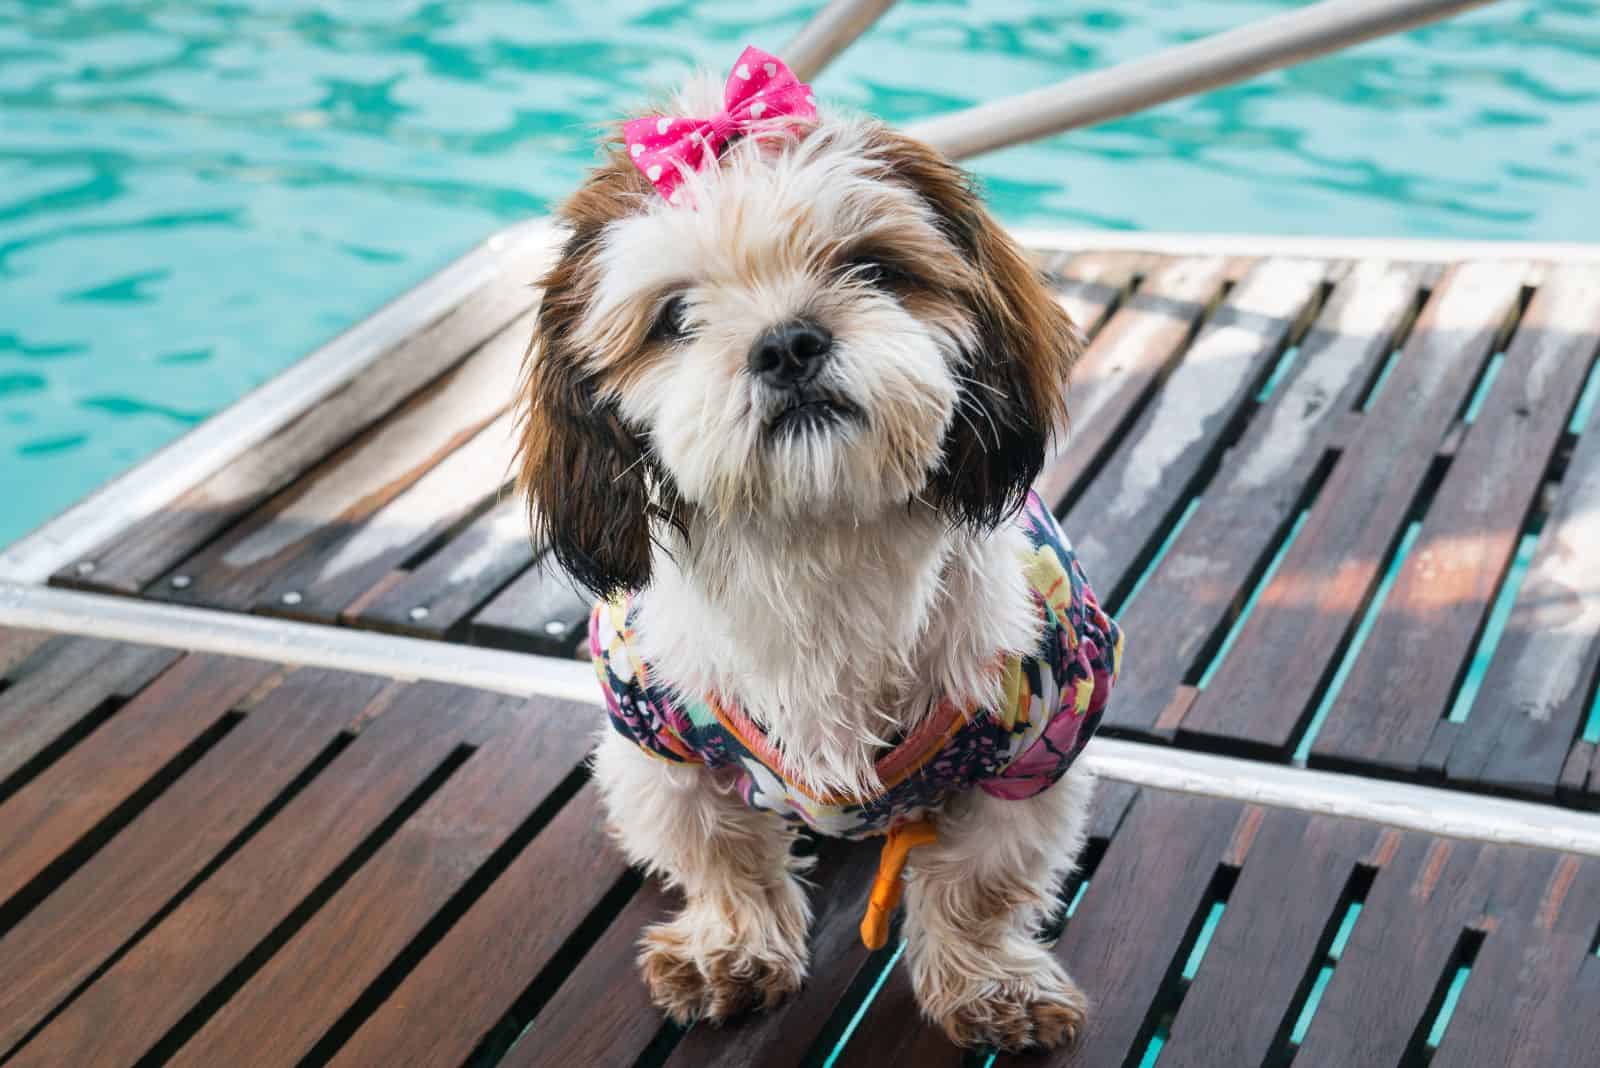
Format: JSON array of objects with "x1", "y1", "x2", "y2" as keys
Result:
[{"x1": 589, "y1": 491, "x2": 1124, "y2": 841}]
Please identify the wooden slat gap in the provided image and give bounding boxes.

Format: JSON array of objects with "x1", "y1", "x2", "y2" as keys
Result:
[
  {"x1": 302, "y1": 765, "x2": 601, "y2": 1066},
  {"x1": 128, "y1": 743, "x2": 479, "y2": 1066},
  {"x1": 0, "y1": 708, "x2": 245, "y2": 939}
]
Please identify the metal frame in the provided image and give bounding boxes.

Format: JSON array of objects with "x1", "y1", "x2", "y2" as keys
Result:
[
  {"x1": 784, "y1": 0, "x2": 899, "y2": 83},
  {"x1": 912, "y1": 0, "x2": 1504, "y2": 160},
  {"x1": 5, "y1": 580, "x2": 1600, "y2": 860}
]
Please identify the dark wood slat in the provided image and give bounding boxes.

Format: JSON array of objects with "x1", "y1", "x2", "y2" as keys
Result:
[
  {"x1": 1062, "y1": 258, "x2": 1327, "y2": 598},
  {"x1": 831, "y1": 783, "x2": 1145, "y2": 1066},
  {"x1": 146, "y1": 313, "x2": 530, "y2": 612},
  {"x1": 0, "y1": 653, "x2": 276, "y2": 906},
  {"x1": 1034, "y1": 256, "x2": 1233, "y2": 511},
  {"x1": 254, "y1": 412, "x2": 518, "y2": 622},
  {"x1": 830, "y1": 962, "x2": 966, "y2": 1068},
  {"x1": 335, "y1": 785, "x2": 627, "y2": 1068},
  {"x1": 1110, "y1": 260, "x2": 1422, "y2": 735},
  {"x1": 0, "y1": 628, "x2": 53, "y2": 678},
  {"x1": 1430, "y1": 857, "x2": 1600, "y2": 1067},
  {"x1": 1157, "y1": 811, "x2": 1378, "y2": 1068},
  {"x1": 469, "y1": 551, "x2": 594, "y2": 656},
  {"x1": 1314, "y1": 266, "x2": 1600, "y2": 776},
  {"x1": 8, "y1": 681, "x2": 520, "y2": 1068},
  {"x1": 499, "y1": 879, "x2": 673, "y2": 1068},
  {"x1": 0, "y1": 637, "x2": 180, "y2": 788},
  {"x1": 1180, "y1": 262, "x2": 1529, "y2": 756},
  {"x1": 52, "y1": 235, "x2": 551, "y2": 595},
  {"x1": 1048, "y1": 251, "x2": 1147, "y2": 340},
  {"x1": 166, "y1": 694, "x2": 595, "y2": 1067},
  {"x1": 1008, "y1": 792, "x2": 1246, "y2": 1067},
  {"x1": 662, "y1": 842, "x2": 883, "y2": 1068},
  {"x1": 0, "y1": 668, "x2": 392, "y2": 1055},
  {"x1": 1292, "y1": 836, "x2": 1546, "y2": 1067},
  {"x1": 1444, "y1": 387, "x2": 1600, "y2": 796},
  {"x1": 352, "y1": 495, "x2": 537, "y2": 638}
]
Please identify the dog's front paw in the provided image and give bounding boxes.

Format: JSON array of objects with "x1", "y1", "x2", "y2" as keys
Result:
[
  {"x1": 637, "y1": 913, "x2": 806, "y2": 1025},
  {"x1": 930, "y1": 957, "x2": 1087, "y2": 1052}
]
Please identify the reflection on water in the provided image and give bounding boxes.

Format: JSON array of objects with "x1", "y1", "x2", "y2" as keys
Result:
[{"x1": 2, "y1": 0, "x2": 1597, "y2": 544}]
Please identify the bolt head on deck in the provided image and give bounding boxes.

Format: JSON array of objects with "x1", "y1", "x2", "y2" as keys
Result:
[
  {"x1": 280, "y1": 591, "x2": 303, "y2": 606},
  {"x1": 543, "y1": 620, "x2": 566, "y2": 637},
  {"x1": 170, "y1": 574, "x2": 192, "y2": 589},
  {"x1": 75, "y1": 560, "x2": 96, "y2": 576},
  {"x1": 409, "y1": 606, "x2": 430, "y2": 621}
]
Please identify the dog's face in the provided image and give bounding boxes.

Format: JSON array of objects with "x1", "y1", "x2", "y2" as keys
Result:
[{"x1": 518, "y1": 95, "x2": 1081, "y2": 597}]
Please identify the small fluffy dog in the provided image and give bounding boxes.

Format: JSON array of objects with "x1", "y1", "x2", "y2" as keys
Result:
[{"x1": 516, "y1": 48, "x2": 1122, "y2": 1052}]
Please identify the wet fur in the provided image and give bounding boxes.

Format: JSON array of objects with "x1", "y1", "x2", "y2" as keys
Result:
[{"x1": 518, "y1": 77, "x2": 1091, "y2": 1051}]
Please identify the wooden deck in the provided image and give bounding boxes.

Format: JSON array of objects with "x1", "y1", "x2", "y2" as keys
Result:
[
  {"x1": 3, "y1": 625, "x2": 1598, "y2": 1068},
  {"x1": 37, "y1": 231, "x2": 1600, "y2": 803},
  {"x1": 3, "y1": 227, "x2": 1600, "y2": 1065}
]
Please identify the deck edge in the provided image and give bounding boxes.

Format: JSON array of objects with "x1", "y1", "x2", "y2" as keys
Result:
[{"x1": 5, "y1": 581, "x2": 1599, "y2": 860}]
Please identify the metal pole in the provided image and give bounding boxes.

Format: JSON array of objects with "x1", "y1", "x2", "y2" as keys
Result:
[
  {"x1": 784, "y1": 0, "x2": 899, "y2": 82},
  {"x1": 909, "y1": 0, "x2": 1504, "y2": 161}
]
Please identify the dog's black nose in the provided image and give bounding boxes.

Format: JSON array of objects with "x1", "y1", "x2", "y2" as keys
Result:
[{"x1": 749, "y1": 319, "x2": 832, "y2": 389}]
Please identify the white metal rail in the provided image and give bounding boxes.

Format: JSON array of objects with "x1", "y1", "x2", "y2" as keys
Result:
[{"x1": 5, "y1": 579, "x2": 1599, "y2": 860}]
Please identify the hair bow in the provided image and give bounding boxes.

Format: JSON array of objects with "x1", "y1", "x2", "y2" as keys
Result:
[{"x1": 624, "y1": 45, "x2": 817, "y2": 200}]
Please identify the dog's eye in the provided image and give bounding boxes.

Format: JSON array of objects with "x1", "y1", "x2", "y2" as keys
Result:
[
  {"x1": 649, "y1": 294, "x2": 691, "y2": 343},
  {"x1": 842, "y1": 254, "x2": 912, "y2": 289}
]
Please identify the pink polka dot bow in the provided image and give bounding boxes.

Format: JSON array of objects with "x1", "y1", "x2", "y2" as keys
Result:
[{"x1": 624, "y1": 45, "x2": 818, "y2": 200}]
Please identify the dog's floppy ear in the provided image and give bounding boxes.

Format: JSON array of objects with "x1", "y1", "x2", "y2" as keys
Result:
[
  {"x1": 868, "y1": 128, "x2": 1083, "y2": 528},
  {"x1": 516, "y1": 157, "x2": 659, "y2": 598}
]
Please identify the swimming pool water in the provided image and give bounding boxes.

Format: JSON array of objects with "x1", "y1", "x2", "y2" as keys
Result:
[{"x1": 2, "y1": 0, "x2": 1597, "y2": 546}]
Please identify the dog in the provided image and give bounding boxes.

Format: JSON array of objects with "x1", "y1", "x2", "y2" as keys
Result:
[{"x1": 515, "y1": 47, "x2": 1122, "y2": 1052}]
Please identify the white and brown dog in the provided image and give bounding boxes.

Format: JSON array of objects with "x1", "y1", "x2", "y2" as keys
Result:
[{"x1": 515, "y1": 48, "x2": 1121, "y2": 1052}]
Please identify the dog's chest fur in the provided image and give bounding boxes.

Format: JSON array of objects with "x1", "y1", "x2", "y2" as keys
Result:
[{"x1": 633, "y1": 505, "x2": 1041, "y2": 799}]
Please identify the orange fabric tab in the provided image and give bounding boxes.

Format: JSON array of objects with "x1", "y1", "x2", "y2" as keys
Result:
[{"x1": 859, "y1": 818, "x2": 939, "y2": 950}]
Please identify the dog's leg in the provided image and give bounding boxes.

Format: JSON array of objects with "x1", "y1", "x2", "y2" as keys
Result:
[
  {"x1": 592, "y1": 729, "x2": 813, "y2": 1024},
  {"x1": 902, "y1": 764, "x2": 1094, "y2": 1052}
]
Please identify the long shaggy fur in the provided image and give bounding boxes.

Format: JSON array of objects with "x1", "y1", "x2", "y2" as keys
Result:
[{"x1": 516, "y1": 76, "x2": 1092, "y2": 1051}]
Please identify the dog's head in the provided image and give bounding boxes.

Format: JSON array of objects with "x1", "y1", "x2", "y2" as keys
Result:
[{"x1": 517, "y1": 75, "x2": 1081, "y2": 597}]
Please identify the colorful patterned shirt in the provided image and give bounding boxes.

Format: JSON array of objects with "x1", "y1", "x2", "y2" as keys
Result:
[{"x1": 589, "y1": 491, "x2": 1124, "y2": 840}]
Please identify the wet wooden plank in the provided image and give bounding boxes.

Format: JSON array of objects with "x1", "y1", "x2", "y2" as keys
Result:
[
  {"x1": 498, "y1": 879, "x2": 673, "y2": 1068},
  {"x1": 1431, "y1": 858, "x2": 1600, "y2": 1067},
  {"x1": 1034, "y1": 256, "x2": 1232, "y2": 512},
  {"x1": 0, "y1": 653, "x2": 277, "y2": 906},
  {"x1": 1292, "y1": 837, "x2": 1545, "y2": 1067},
  {"x1": 255, "y1": 411, "x2": 518, "y2": 621},
  {"x1": 167, "y1": 695, "x2": 595, "y2": 1068},
  {"x1": 1062, "y1": 258, "x2": 1327, "y2": 600},
  {"x1": 1158, "y1": 812, "x2": 1378, "y2": 1068},
  {"x1": 353, "y1": 496, "x2": 537, "y2": 638},
  {"x1": 1011, "y1": 793, "x2": 1245, "y2": 1067},
  {"x1": 147, "y1": 311, "x2": 531, "y2": 612},
  {"x1": 8, "y1": 681, "x2": 522, "y2": 1068},
  {"x1": 0, "y1": 637, "x2": 180, "y2": 790},
  {"x1": 1444, "y1": 392, "x2": 1600, "y2": 796},
  {"x1": 51, "y1": 236, "x2": 550, "y2": 595},
  {"x1": 663, "y1": 843, "x2": 885, "y2": 1068},
  {"x1": 1314, "y1": 266, "x2": 1600, "y2": 776},
  {"x1": 830, "y1": 963, "x2": 965, "y2": 1068},
  {"x1": 1110, "y1": 260, "x2": 1421, "y2": 735},
  {"x1": 332, "y1": 789, "x2": 626, "y2": 1068},
  {"x1": 469, "y1": 552, "x2": 594, "y2": 656},
  {"x1": 0, "y1": 668, "x2": 392, "y2": 1056},
  {"x1": 1180, "y1": 262, "x2": 1529, "y2": 757}
]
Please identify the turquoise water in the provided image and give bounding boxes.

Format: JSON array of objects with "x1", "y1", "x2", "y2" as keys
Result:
[{"x1": 3, "y1": 1, "x2": 1598, "y2": 547}]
